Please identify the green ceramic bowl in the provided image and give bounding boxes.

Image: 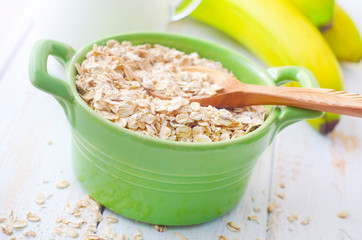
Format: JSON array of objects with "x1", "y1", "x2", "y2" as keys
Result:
[{"x1": 29, "y1": 32, "x2": 322, "y2": 225}]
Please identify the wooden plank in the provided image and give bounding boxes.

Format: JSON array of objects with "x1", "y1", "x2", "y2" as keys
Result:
[
  {"x1": 267, "y1": 116, "x2": 362, "y2": 239},
  {"x1": 0, "y1": 28, "x2": 102, "y2": 239}
]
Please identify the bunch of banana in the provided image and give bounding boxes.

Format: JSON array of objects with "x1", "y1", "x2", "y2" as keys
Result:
[
  {"x1": 288, "y1": 0, "x2": 335, "y2": 30},
  {"x1": 290, "y1": 2, "x2": 362, "y2": 62},
  {"x1": 322, "y1": 5, "x2": 362, "y2": 62},
  {"x1": 191, "y1": 0, "x2": 362, "y2": 134}
]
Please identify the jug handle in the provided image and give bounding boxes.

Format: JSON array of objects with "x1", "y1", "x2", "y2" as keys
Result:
[
  {"x1": 29, "y1": 39, "x2": 75, "y2": 121},
  {"x1": 170, "y1": 0, "x2": 203, "y2": 21},
  {"x1": 266, "y1": 66, "x2": 324, "y2": 134}
]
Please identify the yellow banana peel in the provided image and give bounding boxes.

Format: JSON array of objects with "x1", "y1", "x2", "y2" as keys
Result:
[
  {"x1": 323, "y1": 5, "x2": 362, "y2": 62},
  {"x1": 288, "y1": 0, "x2": 335, "y2": 30},
  {"x1": 191, "y1": 0, "x2": 344, "y2": 134}
]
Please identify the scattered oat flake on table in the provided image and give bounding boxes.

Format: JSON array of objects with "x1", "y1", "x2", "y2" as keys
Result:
[
  {"x1": 300, "y1": 219, "x2": 310, "y2": 225},
  {"x1": 0, "y1": 216, "x2": 6, "y2": 223},
  {"x1": 132, "y1": 228, "x2": 143, "y2": 240},
  {"x1": 102, "y1": 226, "x2": 121, "y2": 239},
  {"x1": 287, "y1": 214, "x2": 298, "y2": 223},
  {"x1": 83, "y1": 233, "x2": 101, "y2": 240},
  {"x1": 73, "y1": 208, "x2": 82, "y2": 217},
  {"x1": 63, "y1": 219, "x2": 85, "y2": 228},
  {"x1": 154, "y1": 224, "x2": 166, "y2": 232},
  {"x1": 43, "y1": 179, "x2": 50, "y2": 183},
  {"x1": 64, "y1": 201, "x2": 75, "y2": 215},
  {"x1": 63, "y1": 226, "x2": 79, "y2": 238},
  {"x1": 56, "y1": 180, "x2": 70, "y2": 189},
  {"x1": 34, "y1": 192, "x2": 46, "y2": 205},
  {"x1": 219, "y1": 235, "x2": 230, "y2": 240},
  {"x1": 175, "y1": 231, "x2": 188, "y2": 240},
  {"x1": 26, "y1": 212, "x2": 41, "y2": 222},
  {"x1": 54, "y1": 227, "x2": 62, "y2": 236},
  {"x1": 1, "y1": 223, "x2": 13, "y2": 235},
  {"x1": 105, "y1": 216, "x2": 118, "y2": 224},
  {"x1": 277, "y1": 192, "x2": 285, "y2": 199},
  {"x1": 253, "y1": 206, "x2": 261, "y2": 213},
  {"x1": 267, "y1": 202, "x2": 277, "y2": 213},
  {"x1": 85, "y1": 223, "x2": 97, "y2": 235},
  {"x1": 279, "y1": 182, "x2": 285, "y2": 189},
  {"x1": 247, "y1": 215, "x2": 260, "y2": 224},
  {"x1": 23, "y1": 230, "x2": 37, "y2": 237},
  {"x1": 132, "y1": 233, "x2": 143, "y2": 240},
  {"x1": 55, "y1": 216, "x2": 63, "y2": 223},
  {"x1": 337, "y1": 210, "x2": 349, "y2": 218},
  {"x1": 12, "y1": 219, "x2": 27, "y2": 229},
  {"x1": 9, "y1": 211, "x2": 16, "y2": 222},
  {"x1": 226, "y1": 221, "x2": 241, "y2": 232}
]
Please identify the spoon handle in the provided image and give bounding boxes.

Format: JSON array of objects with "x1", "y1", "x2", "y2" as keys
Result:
[{"x1": 244, "y1": 85, "x2": 362, "y2": 117}]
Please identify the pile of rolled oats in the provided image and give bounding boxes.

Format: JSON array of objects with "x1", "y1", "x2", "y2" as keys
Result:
[{"x1": 75, "y1": 40, "x2": 266, "y2": 142}]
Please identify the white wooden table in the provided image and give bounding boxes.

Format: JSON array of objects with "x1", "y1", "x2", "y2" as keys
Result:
[{"x1": 1, "y1": 1, "x2": 361, "y2": 239}]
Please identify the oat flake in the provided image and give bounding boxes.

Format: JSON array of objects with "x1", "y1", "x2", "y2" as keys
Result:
[
  {"x1": 226, "y1": 221, "x2": 240, "y2": 232},
  {"x1": 23, "y1": 230, "x2": 37, "y2": 237},
  {"x1": 105, "y1": 216, "x2": 118, "y2": 224},
  {"x1": 56, "y1": 180, "x2": 70, "y2": 189},
  {"x1": 174, "y1": 232, "x2": 188, "y2": 240},
  {"x1": 34, "y1": 193, "x2": 46, "y2": 205},
  {"x1": 26, "y1": 212, "x2": 41, "y2": 222},
  {"x1": 12, "y1": 219, "x2": 27, "y2": 229},
  {"x1": 1, "y1": 223, "x2": 13, "y2": 235},
  {"x1": 337, "y1": 210, "x2": 349, "y2": 219},
  {"x1": 132, "y1": 233, "x2": 143, "y2": 240},
  {"x1": 247, "y1": 215, "x2": 260, "y2": 224},
  {"x1": 219, "y1": 236, "x2": 230, "y2": 240},
  {"x1": 253, "y1": 207, "x2": 261, "y2": 213},
  {"x1": 267, "y1": 202, "x2": 277, "y2": 213},
  {"x1": 300, "y1": 219, "x2": 310, "y2": 225},
  {"x1": 287, "y1": 214, "x2": 298, "y2": 223},
  {"x1": 63, "y1": 226, "x2": 79, "y2": 238},
  {"x1": 277, "y1": 192, "x2": 285, "y2": 199},
  {"x1": 155, "y1": 224, "x2": 166, "y2": 232}
]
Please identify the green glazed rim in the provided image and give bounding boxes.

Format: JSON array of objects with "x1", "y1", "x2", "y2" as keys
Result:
[{"x1": 30, "y1": 32, "x2": 323, "y2": 149}]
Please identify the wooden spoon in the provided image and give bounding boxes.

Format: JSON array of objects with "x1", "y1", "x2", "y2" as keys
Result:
[{"x1": 148, "y1": 66, "x2": 362, "y2": 117}]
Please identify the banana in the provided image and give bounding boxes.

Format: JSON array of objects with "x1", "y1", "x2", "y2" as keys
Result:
[
  {"x1": 191, "y1": 0, "x2": 344, "y2": 134},
  {"x1": 323, "y1": 5, "x2": 362, "y2": 62},
  {"x1": 288, "y1": 0, "x2": 335, "y2": 30}
]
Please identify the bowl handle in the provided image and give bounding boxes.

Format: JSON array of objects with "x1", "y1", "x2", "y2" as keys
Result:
[
  {"x1": 266, "y1": 66, "x2": 324, "y2": 134},
  {"x1": 29, "y1": 39, "x2": 75, "y2": 121}
]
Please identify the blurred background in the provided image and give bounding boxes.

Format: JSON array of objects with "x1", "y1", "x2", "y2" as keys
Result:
[{"x1": 1, "y1": 0, "x2": 362, "y2": 65}]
